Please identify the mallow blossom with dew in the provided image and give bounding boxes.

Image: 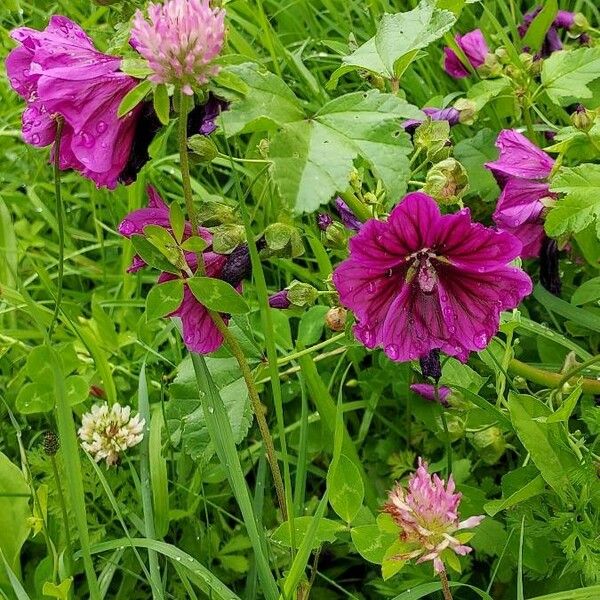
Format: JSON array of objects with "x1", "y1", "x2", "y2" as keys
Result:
[
  {"x1": 78, "y1": 402, "x2": 145, "y2": 467},
  {"x1": 383, "y1": 458, "x2": 484, "y2": 574},
  {"x1": 131, "y1": 0, "x2": 226, "y2": 95},
  {"x1": 119, "y1": 186, "x2": 241, "y2": 354},
  {"x1": 485, "y1": 129, "x2": 555, "y2": 259},
  {"x1": 332, "y1": 192, "x2": 532, "y2": 363},
  {"x1": 6, "y1": 16, "x2": 143, "y2": 188},
  {"x1": 443, "y1": 29, "x2": 489, "y2": 78}
]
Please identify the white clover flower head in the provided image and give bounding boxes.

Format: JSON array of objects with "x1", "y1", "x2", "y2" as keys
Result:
[
  {"x1": 383, "y1": 458, "x2": 484, "y2": 573},
  {"x1": 131, "y1": 0, "x2": 226, "y2": 95},
  {"x1": 78, "y1": 402, "x2": 145, "y2": 467}
]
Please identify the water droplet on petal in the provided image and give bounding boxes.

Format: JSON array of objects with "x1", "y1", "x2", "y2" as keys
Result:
[
  {"x1": 367, "y1": 281, "x2": 376, "y2": 294},
  {"x1": 385, "y1": 344, "x2": 400, "y2": 360},
  {"x1": 81, "y1": 131, "x2": 94, "y2": 148},
  {"x1": 96, "y1": 120, "x2": 107, "y2": 134},
  {"x1": 473, "y1": 332, "x2": 488, "y2": 349},
  {"x1": 31, "y1": 133, "x2": 40, "y2": 144}
]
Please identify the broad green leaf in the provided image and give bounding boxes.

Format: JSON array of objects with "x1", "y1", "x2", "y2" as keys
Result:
[
  {"x1": 521, "y1": 0, "x2": 557, "y2": 52},
  {"x1": 466, "y1": 78, "x2": 511, "y2": 112},
  {"x1": 327, "y1": 454, "x2": 364, "y2": 523},
  {"x1": 145, "y1": 279, "x2": 184, "y2": 322},
  {"x1": 351, "y1": 524, "x2": 397, "y2": 564},
  {"x1": 546, "y1": 164, "x2": 600, "y2": 237},
  {"x1": 165, "y1": 356, "x2": 252, "y2": 462},
  {"x1": 572, "y1": 276, "x2": 600, "y2": 305},
  {"x1": 508, "y1": 393, "x2": 580, "y2": 501},
  {"x1": 187, "y1": 276, "x2": 249, "y2": 314},
  {"x1": 217, "y1": 63, "x2": 304, "y2": 136},
  {"x1": 541, "y1": 47, "x2": 600, "y2": 106},
  {"x1": 65, "y1": 376, "x2": 89, "y2": 406},
  {"x1": 271, "y1": 91, "x2": 419, "y2": 213},
  {"x1": 297, "y1": 305, "x2": 329, "y2": 345},
  {"x1": 533, "y1": 284, "x2": 600, "y2": 333},
  {"x1": 543, "y1": 385, "x2": 581, "y2": 424},
  {"x1": 169, "y1": 203, "x2": 185, "y2": 244},
  {"x1": 118, "y1": 79, "x2": 152, "y2": 118},
  {"x1": 131, "y1": 235, "x2": 181, "y2": 275},
  {"x1": 330, "y1": 0, "x2": 455, "y2": 84},
  {"x1": 42, "y1": 578, "x2": 72, "y2": 600},
  {"x1": 153, "y1": 84, "x2": 170, "y2": 126},
  {"x1": 453, "y1": 128, "x2": 500, "y2": 202},
  {"x1": 382, "y1": 540, "x2": 409, "y2": 580},
  {"x1": 16, "y1": 382, "x2": 54, "y2": 414},
  {"x1": 0, "y1": 452, "x2": 30, "y2": 591},
  {"x1": 271, "y1": 516, "x2": 344, "y2": 549}
]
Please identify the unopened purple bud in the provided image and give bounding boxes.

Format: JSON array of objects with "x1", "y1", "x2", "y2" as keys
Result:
[
  {"x1": 335, "y1": 198, "x2": 362, "y2": 232},
  {"x1": 220, "y1": 244, "x2": 251, "y2": 287},
  {"x1": 317, "y1": 213, "x2": 334, "y2": 231},
  {"x1": 410, "y1": 383, "x2": 451, "y2": 407},
  {"x1": 268, "y1": 290, "x2": 291, "y2": 309},
  {"x1": 419, "y1": 348, "x2": 442, "y2": 382},
  {"x1": 554, "y1": 10, "x2": 575, "y2": 30},
  {"x1": 423, "y1": 107, "x2": 460, "y2": 126}
]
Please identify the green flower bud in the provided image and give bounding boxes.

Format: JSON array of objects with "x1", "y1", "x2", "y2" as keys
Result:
[
  {"x1": 477, "y1": 53, "x2": 503, "y2": 78},
  {"x1": 454, "y1": 99, "x2": 477, "y2": 125},
  {"x1": 571, "y1": 106, "x2": 595, "y2": 132},
  {"x1": 322, "y1": 221, "x2": 348, "y2": 249},
  {"x1": 471, "y1": 427, "x2": 506, "y2": 465},
  {"x1": 286, "y1": 280, "x2": 319, "y2": 307},
  {"x1": 211, "y1": 224, "x2": 246, "y2": 254},
  {"x1": 187, "y1": 135, "x2": 219, "y2": 162},
  {"x1": 263, "y1": 223, "x2": 304, "y2": 258},
  {"x1": 495, "y1": 47, "x2": 510, "y2": 65},
  {"x1": 423, "y1": 158, "x2": 469, "y2": 205}
]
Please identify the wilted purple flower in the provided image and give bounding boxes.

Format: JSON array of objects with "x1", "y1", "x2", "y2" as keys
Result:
[
  {"x1": 443, "y1": 29, "x2": 489, "y2": 78},
  {"x1": 335, "y1": 198, "x2": 362, "y2": 232},
  {"x1": 411, "y1": 384, "x2": 451, "y2": 407},
  {"x1": 519, "y1": 8, "x2": 578, "y2": 57},
  {"x1": 192, "y1": 95, "x2": 229, "y2": 136},
  {"x1": 131, "y1": 0, "x2": 225, "y2": 95},
  {"x1": 332, "y1": 192, "x2": 532, "y2": 363},
  {"x1": 485, "y1": 130, "x2": 555, "y2": 259},
  {"x1": 268, "y1": 290, "x2": 291, "y2": 309},
  {"x1": 539, "y1": 236, "x2": 561, "y2": 296},
  {"x1": 6, "y1": 16, "x2": 143, "y2": 188},
  {"x1": 119, "y1": 186, "x2": 238, "y2": 354},
  {"x1": 403, "y1": 107, "x2": 461, "y2": 135},
  {"x1": 383, "y1": 458, "x2": 484, "y2": 574}
]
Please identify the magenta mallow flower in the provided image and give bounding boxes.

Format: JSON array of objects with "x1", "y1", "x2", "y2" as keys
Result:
[
  {"x1": 383, "y1": 459, "x2": 484, "y2": 574},
  {"x1": 519, "y1": 7, "x2": 578, "y2": 57},
  {"x1": 443, "y1": 29, "x2": 489, "y2": 78},
  {"x1": 188, "y1": 94, "x2": 229, "y2": 136},
  {"x1": 332, "y1": 192, "x2": 532, "y2": 363},
  {"x1": 131, "y1": 0, "x2": 226, "y2": 95},
  {"x1": 6, "y1": 16, "x2": 143, "y2": 189},
  {"x1": 119, "y1": 186, "x2": 239, "y2": 354},
  {"x1": 485, "y1": 130, "x2": 555, "y2": 259},
  {"x1": 411, "y1": 384, "x2": 451, "y2": 407},
  {"x1": 403, "y1": 107, "x2": 460, "y2": 135}
]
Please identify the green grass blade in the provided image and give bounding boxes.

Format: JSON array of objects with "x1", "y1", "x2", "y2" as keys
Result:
[
  {"x1": 50, "y1": 347, "x2": 101, "y2": 599},
  {"x1": 191, "y1": 353, "x2": 279, "y2": 600}
]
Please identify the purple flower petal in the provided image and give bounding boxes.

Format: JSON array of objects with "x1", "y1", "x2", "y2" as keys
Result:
[
  {"x1": 443, "y1": 30, "x2": 489, "y2": 79},
  {"x1": 410, "y1": 383, "x2": 452, "y2": 406}
]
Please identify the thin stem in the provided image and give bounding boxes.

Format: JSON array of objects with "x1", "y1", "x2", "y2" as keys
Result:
[
  {"x1": 209, "y1": 312, "x2": 288, "y2": 520},
  {"x1": 439, "y1": 570, "x2": 453, "y2": 600},
  {"x1": 437, "y1": 393, "x2": 453, "y2": 477},
  {"x1": 338, "y1": 189, "x2": 371, "y2": 222},
  {"x1": 177, "y1": 89, "x2": 205, "y2": 275},
  {"x1": 50, "y1": 454, "x2": 75, "y2": 575},
  {"x1": 277, "y1": 333, "x2": 345, "y2": 367},
  {"x1": 508, "y1": 358, "x2": 600, "y2": 394},
  {"x1": 49, "y1": 117, "x2": 65, "y2": 339},
  {"x1": 555, "y1": 354, "x2": 600, "y2": 393}
]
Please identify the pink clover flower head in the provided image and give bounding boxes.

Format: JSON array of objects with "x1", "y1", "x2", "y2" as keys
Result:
[
  {"x1": 443, "y1": 29, "x2": 489, "y2": 78},
  {"x1": 332, "y1": 192, "x2": 532, "y2": 363},
  {"x1": 6, "y1": 15, "x2": 143, "y2": 189},
  {"x1": 383, "y1": 459, "x2": 484, "y2": 573},
  {"x1": 131, "y1": 0, "x2": 226, "y2": 95},
  {"x1": 119, "y1": 186, "x2": 236, "y2": 354},
  {"x1": 410, "y1": 384, "x2": 451, "y2": 407},
  {"x1": 485, "y1": 130, "x2": 555, "y2": 258}
]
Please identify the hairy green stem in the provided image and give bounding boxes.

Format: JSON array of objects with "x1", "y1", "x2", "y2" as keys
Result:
[
  {"x1": 49, "y1": 117, "x2": 65, "y2": 339},
  {"x1": 508, "y1": 358, "x2": 600, "y2": 394},
  {"x1": 439, "y1": 570, "x2": 453, "y2": 600},
  {"x1": 209, "y1": 313, "x2": 288, "y2": 520},
  {"x1": 555, "y1": 354, "x2": 600, "y2": 393}
]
